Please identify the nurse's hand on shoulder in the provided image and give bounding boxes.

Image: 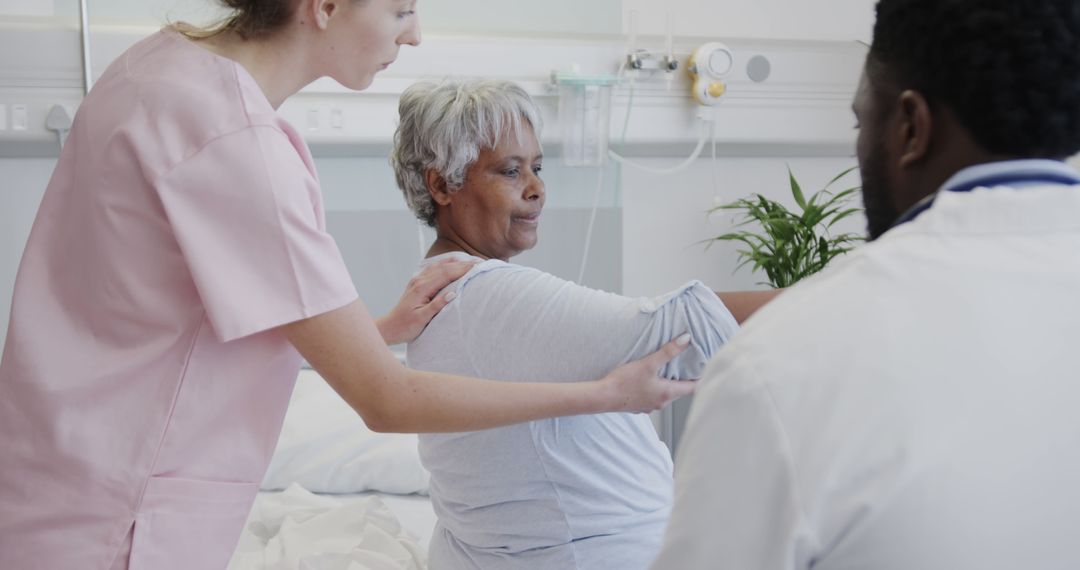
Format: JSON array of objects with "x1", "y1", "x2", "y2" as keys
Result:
[
  {"x1": 376, "y1": 258, "x2": 476, "y2": 345},
  {"x1": 604, "y1": 334, "x2": 697, "y2": 413}
]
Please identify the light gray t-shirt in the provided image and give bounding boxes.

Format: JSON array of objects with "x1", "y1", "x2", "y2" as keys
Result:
[{"x1": 407, "y1": 252, "x2": 740, "y2": 569}]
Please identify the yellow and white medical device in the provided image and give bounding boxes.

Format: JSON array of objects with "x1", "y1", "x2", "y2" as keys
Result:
[{"x1": 688, "y1": 42, "x2": 734, "y2": 106}]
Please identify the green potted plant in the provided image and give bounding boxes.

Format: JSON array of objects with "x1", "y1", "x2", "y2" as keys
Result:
[{"x1": 706, "y1": 166, "x2": 865, "y2": 288}]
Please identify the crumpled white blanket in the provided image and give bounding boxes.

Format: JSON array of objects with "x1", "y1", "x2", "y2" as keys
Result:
[{"x1": 228, "y1": 484, "x2": 427, "y2": 570}]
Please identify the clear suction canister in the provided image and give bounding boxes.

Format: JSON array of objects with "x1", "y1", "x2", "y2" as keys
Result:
[{"x1": 552, "y1": 73, "x2": 618, "y2": 167}]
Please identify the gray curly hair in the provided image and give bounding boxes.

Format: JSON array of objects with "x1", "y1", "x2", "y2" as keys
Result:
[{"x1": 390, "y1": 79, "x2": 543, "y2": 227}]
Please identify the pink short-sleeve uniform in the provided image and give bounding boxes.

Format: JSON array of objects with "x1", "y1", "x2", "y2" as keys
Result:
[{"x1": 0, "y1": 30, "x2": 358, "y2": 569}]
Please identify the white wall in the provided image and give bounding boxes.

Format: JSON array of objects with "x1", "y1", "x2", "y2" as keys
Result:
[
  {"x1": 0, "y1": 0, "x2": 61, "y2": 17},
  {"x1": 623, "y1": 0, "x2": 876, "y2": 43},
  {"x1": 621, "y1": 156, "x2": 862, "y2": 298}
]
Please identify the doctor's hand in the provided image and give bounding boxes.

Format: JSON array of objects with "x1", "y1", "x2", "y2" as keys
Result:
[
  {"x1": 377, "y1": 259, "x2": 476, "y2": 346},
  {"x1": 601, "y1": 335, "x2": 697, "y2": 413}
]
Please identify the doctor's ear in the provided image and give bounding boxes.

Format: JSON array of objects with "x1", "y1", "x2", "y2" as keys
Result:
[
  {"x1": 425, "y1": 169, "x2": 453, "y2": 206},
  {"x1": 895, "y1": 89, "x2": 933, "y2": 168}
]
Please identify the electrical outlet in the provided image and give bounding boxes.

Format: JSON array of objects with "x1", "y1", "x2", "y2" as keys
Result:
[{"x1": 12, "y1": 104, "x2": 28, "y2": 131}]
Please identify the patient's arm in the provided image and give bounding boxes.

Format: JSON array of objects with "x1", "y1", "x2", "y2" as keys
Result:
[
  {"x1": 430, "y1": 265, "x2": 741, "y2": 384},
  {"x1": 716, "y1": 289, "x2": 785, "y2": 324},
  {"x1": 282, "y1": 299, "x2": 693, "y2": 433}
]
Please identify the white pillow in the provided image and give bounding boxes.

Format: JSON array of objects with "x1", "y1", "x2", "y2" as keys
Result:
[{"x1": 261, "y1": 369, "x2": 430, "y2": 495}]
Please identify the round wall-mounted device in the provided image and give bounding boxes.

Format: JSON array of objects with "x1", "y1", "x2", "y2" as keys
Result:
[
  {"x1": 747, "y1": 54, "x2": 772, "y2": 83},
  {"x1": 688, "y1": 42, "x2": 734, "y2": 106}
]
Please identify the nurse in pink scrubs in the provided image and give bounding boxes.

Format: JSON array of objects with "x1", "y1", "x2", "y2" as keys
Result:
[{"x1": 0, "y1": 1, "x2": 695, "y2": 568}]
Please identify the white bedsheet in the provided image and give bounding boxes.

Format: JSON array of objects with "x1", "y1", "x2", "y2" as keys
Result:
[{"x1": 228, "y1": 484, "x2": 435, "y2": 570}]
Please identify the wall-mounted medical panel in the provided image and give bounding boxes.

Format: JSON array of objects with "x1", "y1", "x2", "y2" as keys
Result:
[
  {"x1": 280, "y1": 33, "x2": 863, "y2": 156},
  {"x1": 0, "y1": 23, "x2": 864, "y2": 157}
]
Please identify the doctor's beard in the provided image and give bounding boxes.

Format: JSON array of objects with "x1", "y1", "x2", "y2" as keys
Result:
[{"x1": 859, "y1": 139, "x2": 900, "y2": 241}]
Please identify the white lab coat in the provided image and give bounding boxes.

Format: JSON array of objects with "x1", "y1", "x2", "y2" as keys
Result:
[{"x1": 652, "y1": 167, "x2": 1080, "y2": 569}]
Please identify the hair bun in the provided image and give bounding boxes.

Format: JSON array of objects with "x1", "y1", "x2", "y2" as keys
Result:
[{"x1": 214, "y1": 0, "x2": 294, "y2": 39}]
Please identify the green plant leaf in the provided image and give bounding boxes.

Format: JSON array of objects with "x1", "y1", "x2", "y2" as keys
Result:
[
  {"x1": 705, "y1": 166, "x2": 864, "y2": 287},
  {"x1": 816, "y1": 190, "x2": 860, "y2": 214},
  {"x1": 788, "y1": 166, "x2": 807, "y2": 210},
  {"x1": 826, "y1": 208, "x2": 864, "y2": 228},
  {"x1": 824, "y1": 166, "x2": 858, "y2": 189},
  {"x1": 822, "y1": 187, "x2": 861, "y2": 205},
  {"x1": 801, "y1": 204, "x2": 826, "y2": 228}
]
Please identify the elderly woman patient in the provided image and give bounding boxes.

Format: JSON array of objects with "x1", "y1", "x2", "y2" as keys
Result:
[{"x1": 391, "y1": 79, "x2": 779, "y2": 569}]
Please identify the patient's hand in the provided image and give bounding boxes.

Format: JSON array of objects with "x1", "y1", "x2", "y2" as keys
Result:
[
  {"x1": 377, "y1": 259, "x2": 475, "y2": 345},
  {"x1": 602, "y1": 335, "x2": 697, "y2": 413}
]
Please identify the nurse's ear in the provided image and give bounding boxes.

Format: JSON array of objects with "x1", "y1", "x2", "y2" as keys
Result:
[
  {"x1": 426, "y1": 168, "x2": 454, "y2": 206},
  {"x1": 303, "y1": 0, "x2": 341, "y2": 30}
]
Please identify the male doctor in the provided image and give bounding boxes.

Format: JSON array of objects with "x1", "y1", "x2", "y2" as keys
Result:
[{"x1": 652, "y1": 0, "x2": 1080, "y2": 568}]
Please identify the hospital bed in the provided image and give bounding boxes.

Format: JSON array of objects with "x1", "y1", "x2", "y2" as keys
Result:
[{"x1": 228, "y1": 368, "x2": 438, "y2": 570}]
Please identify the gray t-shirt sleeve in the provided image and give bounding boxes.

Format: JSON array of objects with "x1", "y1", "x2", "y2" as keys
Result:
[{"x1": 452, "y1": 261, "x2": 740, "y2": 382}]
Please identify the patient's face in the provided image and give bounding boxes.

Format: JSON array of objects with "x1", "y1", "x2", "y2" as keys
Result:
[{"x1": 440, "y1": 123, "x2": 545, "y2": 261}]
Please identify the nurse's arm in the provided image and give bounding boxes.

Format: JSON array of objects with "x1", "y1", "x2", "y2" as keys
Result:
[
  {"x1": 281, "y1": 299, "x2": 695, "y2": 433},
  {"x1": 716, "y1": 289, "x2": 785, "y2": 324},
  {"x1": 373, "y1": 257, "x2": 474, "y2": 345}
]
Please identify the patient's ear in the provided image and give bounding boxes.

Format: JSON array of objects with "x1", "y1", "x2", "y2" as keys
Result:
[{"x1": 426, "y1": 169, "x2": 453, "y2": 206}]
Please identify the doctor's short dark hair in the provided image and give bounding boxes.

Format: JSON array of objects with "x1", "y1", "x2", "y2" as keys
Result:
[{"x1": 869, "y1": 0, "x2": 1080, "y2": 159}]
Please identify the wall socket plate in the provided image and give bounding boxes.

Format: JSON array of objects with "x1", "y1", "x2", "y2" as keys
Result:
[{"x1": 0, "y1": 95, "x2": 84, "y2": 156}]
